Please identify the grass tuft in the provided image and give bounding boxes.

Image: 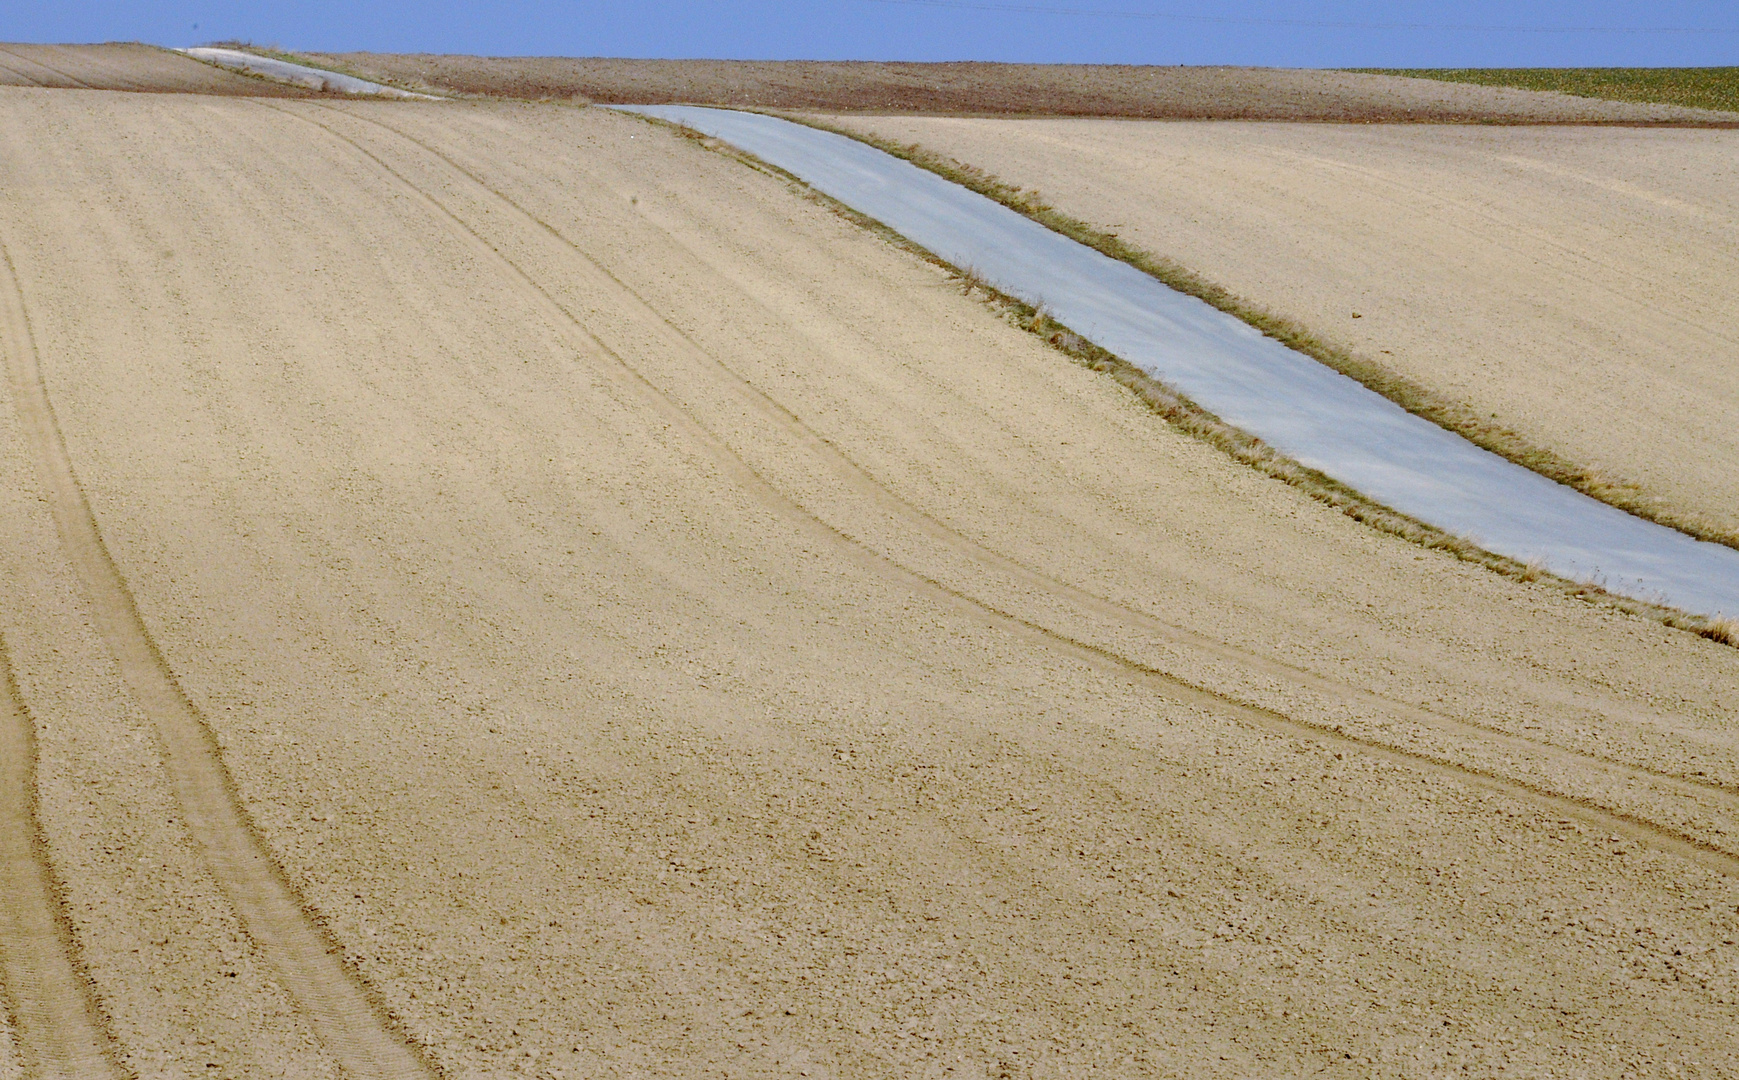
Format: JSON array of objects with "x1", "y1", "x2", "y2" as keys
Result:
[
  {"x1": 201, "y1": 38, "x2": 278, "y2": 50},
  {"x1": 1700, "y1": 617, "x2": 1739, "y2": 647},
  {"x1": 956, "y1": 264, "x2": 992, "y2": 296}
]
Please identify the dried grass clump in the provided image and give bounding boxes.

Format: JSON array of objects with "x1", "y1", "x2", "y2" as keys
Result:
[
  {"x1": 1699, "y1": 617, "x2": 1739, "y2": 647},
  {"x1": 956, "y1": 264, "x2": 992, "y2": 296}
]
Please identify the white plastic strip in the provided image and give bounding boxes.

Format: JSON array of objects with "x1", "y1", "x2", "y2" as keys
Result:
[{"x1": 613, "y1": 105, "x2": 1739, "y2": 619}]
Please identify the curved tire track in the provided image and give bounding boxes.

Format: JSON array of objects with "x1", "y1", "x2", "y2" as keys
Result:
[
  {"x1": 0, "y1": 243, "x2": 438, "y2": 1079},
  {"x1": 0, "y1": 48, "x2": 97, "y2": 91},
  {"x1": 326, "y1": 105, "x2": 1739, "y2": 813},
  {"x1": 0, "y1": 640, "x2": 125, "y2": 1080},
  {"x1": 276, "y1": 102, "x2": 1739, "y2": 879},
  {"x1": 553, "y1": 167, "x2": 1739, "y2": 810}
]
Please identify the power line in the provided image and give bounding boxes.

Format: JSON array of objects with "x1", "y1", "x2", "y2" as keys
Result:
[{"x1": 859, "y1": 0, "x2": 1739, "y2": 34}]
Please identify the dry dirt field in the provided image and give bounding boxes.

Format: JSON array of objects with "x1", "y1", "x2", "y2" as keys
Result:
[
  {"x1": 2, "y1": 85, "x2": 1739, "y2": 1079},
  {"x1": 303, "y1": 52, "x2": 1739, "y2": 124},
  {"x1": 0, "y1": 43, "x2": 314, "y2": 96},
  {"x1": 812, "y1": 114, "x2": 1739, "y2": 546}
]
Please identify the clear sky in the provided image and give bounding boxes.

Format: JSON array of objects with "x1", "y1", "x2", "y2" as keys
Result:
[{"x1": 5, "y1": 1, "x2": 1736, "y2": 67}]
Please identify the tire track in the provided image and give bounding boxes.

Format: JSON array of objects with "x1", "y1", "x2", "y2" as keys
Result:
[
  {"x1": 561, "y1": 170, "x2": 1739, "y2": 807},
  {"x1": 0, "y1": 59, "x2": 45, "y2": 86},
  {"x1": 324, "y1": 104, "x2": 1739, "y2": 812},
  {"x1": 0, "y1": 243, "x2": 438, "y2": 1079},
  {"x1": 571, "y1": 124, "x2": 1739, "y2": 796},
  {"x1": 0, "y1": 48, "x2": 97, "y2": 91},
  {"x1": 0, "y1": 640, "x2": 125, "y2": 1080},
  {"x1": 274, "y1": 102, "x2": 1739, "y2": 878}
]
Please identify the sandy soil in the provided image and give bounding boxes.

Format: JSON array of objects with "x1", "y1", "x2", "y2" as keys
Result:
[
  {"x1": 812, "y1": 115, "x2": 1739, "y2": 547},
  {"x1": 1, "y1": 87, "x2": 1738, "y2": 1078},
  {"x1": 0, "y1": 43, "x2": 315, "y2": 96},
  {"x1": 298, "y1": 52, "x2": 1739, "y2": 124}
]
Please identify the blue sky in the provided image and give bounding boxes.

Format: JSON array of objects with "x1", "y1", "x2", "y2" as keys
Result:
[{"x1": 5, "y1": 1, "x2": 1736, "y2": 66}]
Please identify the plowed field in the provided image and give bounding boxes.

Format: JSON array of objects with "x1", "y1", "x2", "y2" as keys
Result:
[
  {"x1": 1, "y1": 85, "x2": 1737, "y2": 1079},
  {"x1": 0, "y1": 42, "x2": 313, "y2": 96},
  {"x1": 306, "y1": 52, "x2": 1738, "y2": 124}
]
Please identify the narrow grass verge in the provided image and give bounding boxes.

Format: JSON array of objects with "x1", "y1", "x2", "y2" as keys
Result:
[
  {"x1": 966, "y1": 283, "x2": 1739, "y2": 650},
  {"x1": 1357, "y1": 68, "x2": 1739, "y2": 117},
  {"x1": 772, "y1": 112, "x2": 1739, "y2": 556},
  {"x1": 630, "y1": 109, "x2": 1739, "y2": 650}
]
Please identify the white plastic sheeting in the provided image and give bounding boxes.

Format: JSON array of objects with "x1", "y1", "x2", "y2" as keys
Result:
[
  {"x1": 613, "y1": 105, "x2": 1739, "y2": 619},
  {"x1": 180, "y1": 48, "x2": 439, "y2": 99}
]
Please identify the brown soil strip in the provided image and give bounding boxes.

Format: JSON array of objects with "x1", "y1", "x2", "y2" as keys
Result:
[
  {"x1": 0, "y1": 643, "x2": 123, "y2": 1080},
  {"x1": 7, "y1": 44, "x2": 1733, "y2": 123},
  {"x1": 0, "y1": 242, "x2": 436, "y2": 1079},
  {"x1": 299, "y1": 53, "x2": 1739, "y2": 125},
  {"x1": 285, "y1": 101, "x2": 1739, "y2": 877}
]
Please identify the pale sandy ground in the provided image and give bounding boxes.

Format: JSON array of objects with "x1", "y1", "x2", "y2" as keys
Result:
[
  {"x1": 809, "y1": 115, "x2": 1739, "y2": 546},
  {"x1": 0, "y1": 999, "x2": 16, "y2": 1078},
  {"x1": 1, "y1": 88, "x2": 1739, "y2": 1078}
]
